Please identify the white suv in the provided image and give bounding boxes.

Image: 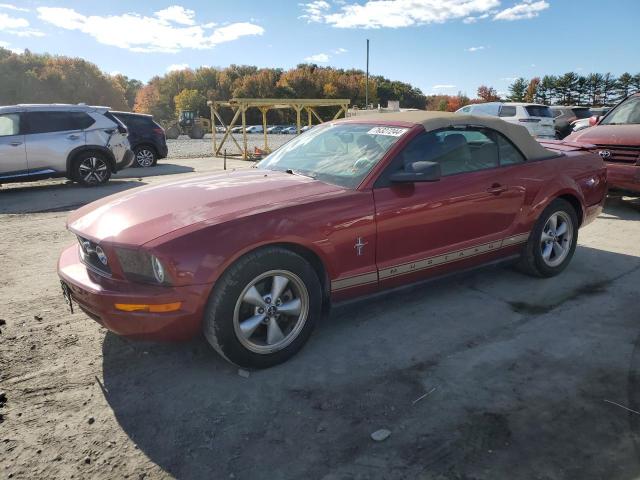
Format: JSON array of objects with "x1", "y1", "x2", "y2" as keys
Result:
[
  {"x1": 0, "y1": 104, "x2": 133, "y2": 186},
  {"x1": 456, "y1": 102, "x2": 556, "y2": 139}
]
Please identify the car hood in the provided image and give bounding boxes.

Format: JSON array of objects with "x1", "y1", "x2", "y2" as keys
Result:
[
  {"x1": 566, "y1": 124, "x2": 640, "y2": 146},
  {"x1": 67, "y1": 169, "x2": 344, "y2": 245}
]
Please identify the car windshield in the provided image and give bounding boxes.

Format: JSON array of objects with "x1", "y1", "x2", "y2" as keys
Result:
[
  {"x1": 257, "y1": 123, "x2": 409, "y2": 188},
  {"x1": 525, "y1": 105, "x2": 553, "y2": 118},
  {"x1": 600, "y1": 96, "x2": 640, "y2": 125}
]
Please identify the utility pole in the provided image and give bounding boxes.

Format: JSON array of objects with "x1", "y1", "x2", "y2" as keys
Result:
[{"x1": 365, "y1": 39, "x2": 370, "y2": 109}]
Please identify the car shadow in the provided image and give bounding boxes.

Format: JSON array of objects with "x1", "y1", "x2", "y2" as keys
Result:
[
  {"x1": 115, "y1": 163, "x2": 194, "y2": 179},
  {"x1": 0, "y1": 179, "x2": 147, "y2": 214},
  {"x1": 101, "y1": 244, "x2": 640, "y2": 479}
]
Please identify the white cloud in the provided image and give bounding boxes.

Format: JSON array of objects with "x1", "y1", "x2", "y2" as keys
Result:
[
  {"x1": 494, "y1": 0, "x2": 549, "y2": 21},
  {"x1": 0, "y1": 39, "x2": 23, "y2": 53},
  {"x1": 304, "y1": 52, "x2": 330, "y2": 63},
  {"x1": 300, "y1": 0, "x2": 501, "y2": 28},
  {"x1": 333, "y1": 47, "x2": 348, "y2": 54},
  {"x1": 0, "y1": 11, "x2": 44, "y2": 37},
  {"x1": 155, "y1": 5, "x2": 196, "y2": 25},
  {"x1": 299, "y1": 0, "x2": 331, "y2": 22},
  {"x1": 0, "y1": 11, "x2": 28, "y2": 28},
  {"x1": 463, "y1": 12, "x2": 490, "y2": 23},
  {"x1": 432, "y1": 84, "x2": 456, "y2": 89},
  {"x1": 167, "y1": 63, "x2": 190, "y2": 72},
  {"x1": 466, "y1": 45, "x2": 485, "y2": 52},
  {"x1": 0, "y1": 3, "x2": 29, "y2": 12},
  {"x1": 36, "y1": 6, "x2": 264, "y2": 53}
]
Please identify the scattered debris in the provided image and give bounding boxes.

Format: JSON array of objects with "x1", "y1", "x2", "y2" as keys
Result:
[
  {"x1": 237, "y1": 369, "x2": 251, "y2": 379},
  {"x1": 604, "y1": 399, "x2": 640, "y2": 415},
  {"x1": 0, "y1": 391, "x2": 6, "y2": 407},
  {"x1": 84, "y1": 456, "x2": 91, "y2": 464},
  {"x1": 316, "y1": 422, "x2": 327, "y2": 433},
  {"x1": 34, "y1": 315, "x2": 42, "y2": 321},
  {"x1": 412, "y1": 387, "x2": 437, "y2": 405},
  {"x1": 370, "y1": 429, "x2": 391, "y2": 442},
  {"x1": 87, "y1": 417, "x2": 95, "y2": 425}
]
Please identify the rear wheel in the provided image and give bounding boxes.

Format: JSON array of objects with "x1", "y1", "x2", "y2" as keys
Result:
[
  {"x1": 133, "y1": 146, "x2": 157, "y2": 167},
  {"x1": 203, "y1": 247, "x2": 322, "y2": 369},
  {"x1": 165, "y1": 125, "x2": 180, "y2": 139},
  {"x1": 189, "y1": 125, "x2": 205, "y2": 139},
  {"x1": 72, "y1": 152, "x2": 111, "y2": 186},
  {"x1": 518, "y1": 198, "x2": 578, "y2": 277}
]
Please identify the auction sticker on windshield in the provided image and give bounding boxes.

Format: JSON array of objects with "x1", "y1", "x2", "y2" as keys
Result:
[{"x1": 367, "y1": 126, "x2": 408, "y2": 137}]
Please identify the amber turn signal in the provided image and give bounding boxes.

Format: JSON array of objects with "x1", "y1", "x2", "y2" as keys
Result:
[{"x1": 114, "y1": 302, "x2": 182, "y2": 313}]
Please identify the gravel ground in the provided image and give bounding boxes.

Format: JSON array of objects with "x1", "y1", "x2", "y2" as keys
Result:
[
  {"x1": 167, "y1": 133, "x2": 293, "y2": 159},
  {"x1": 2, "y1": 161, "x2": 640, "y2": 479}
]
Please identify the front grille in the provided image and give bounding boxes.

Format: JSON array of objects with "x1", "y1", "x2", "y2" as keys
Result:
[
  {"x1": 77, "y1": 236, "x2": 111, "y2": 275},
  {"x1": 594, "y1": 145, "x2": 640, "y2": 164}
]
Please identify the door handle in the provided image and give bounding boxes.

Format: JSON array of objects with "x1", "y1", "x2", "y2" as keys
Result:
[
  {"x1": 487, "y1": 183, "x2": 508, "y2": 195},
  {"x1": 67, "y1": 134, "x2": 80, "y2": 140},
  {"x1": 9, "y1": 141, "x2": 22, "y2": 146}
]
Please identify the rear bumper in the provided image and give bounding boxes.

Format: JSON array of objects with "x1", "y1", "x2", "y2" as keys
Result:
[
  {"x1": 57, "y1": 244, "x2": 210, "y2": 341},
  {"x1": 607, "y1": 162, "x2": 640, "y2": 193},
  {"x1": 157, "y1": 141, "x2": 168, "y2": 159}
]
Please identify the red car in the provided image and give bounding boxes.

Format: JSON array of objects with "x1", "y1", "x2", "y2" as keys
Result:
[
  {"x1": 566, "y1": 93, "x2": 640, "y2": 193},
  {"x1": 58, "y1": 112, "x2": 606, "y2": 368}
]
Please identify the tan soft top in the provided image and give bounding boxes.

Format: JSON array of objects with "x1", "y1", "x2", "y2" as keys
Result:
[{"x1": 340, "y1": 110, "x2": 555, "y2": 161}]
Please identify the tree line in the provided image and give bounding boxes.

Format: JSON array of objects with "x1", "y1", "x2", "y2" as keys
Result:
[{"x1": 133, "y1": 63, "x2": 427, "y2": 125}]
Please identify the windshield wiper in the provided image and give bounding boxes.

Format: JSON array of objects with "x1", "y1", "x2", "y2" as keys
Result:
[{"x1": 285, "y1": 169, "x2": 315, "y2": 179}]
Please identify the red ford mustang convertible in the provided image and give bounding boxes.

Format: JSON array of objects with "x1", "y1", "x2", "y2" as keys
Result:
[{"x1": 58, "y1": 111, "x2": 606, "y2": 368}]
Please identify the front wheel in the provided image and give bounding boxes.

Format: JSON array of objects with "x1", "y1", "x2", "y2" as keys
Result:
[
  {"x1": 72, "y1": 153, "x2": 111, "y2": 186},
  {"x1": 203, "y1": 247, "x2": 322, "y2": 369},
  {"x1": 517, "y1": 198, "x2": 578, "y2": 277}
]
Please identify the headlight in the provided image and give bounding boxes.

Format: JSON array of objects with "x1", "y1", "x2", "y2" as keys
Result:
[
  {"x1": 114, "y1": 248, "x2": 170, "y2": 285},
  {"x1": 151, "y1": 255, "x2": 165, "y2": 283}
]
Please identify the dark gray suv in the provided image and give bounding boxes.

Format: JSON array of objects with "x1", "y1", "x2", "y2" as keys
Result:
[{"x1": 0, "y1": 104, "x2": 133, "y2": 186}]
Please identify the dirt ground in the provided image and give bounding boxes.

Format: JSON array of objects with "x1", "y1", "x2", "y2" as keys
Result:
[{"x1": 2, "y1": 158, "x2": 640, "y2": 480}]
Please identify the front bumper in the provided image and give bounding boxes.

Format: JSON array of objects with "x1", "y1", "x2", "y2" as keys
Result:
[
  {"x1": 607, "y1": 162, "x2": 640, "y2": 193},
  {"x1": 57, "y1": 244, "x2": 211, "y2": 341},
  {"x1": 115, "y1": 149, "x2": 135, "y2": 171}
]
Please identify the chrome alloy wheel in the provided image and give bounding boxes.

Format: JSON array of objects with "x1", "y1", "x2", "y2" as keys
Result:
[
  {"x1": 78, "y1": 157, "x2": 109, "y2": 183},
  {"x1": 136, "y1": 149, "x2": 155, "y2": 167},
  {"x1": 540, "y1": 211, "x2": 573, "y2": 267},
  {"x1": 233, "y1": 270, "x2": 309, "y2": 354}
]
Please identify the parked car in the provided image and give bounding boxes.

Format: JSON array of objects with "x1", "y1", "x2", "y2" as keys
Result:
[
  {"x1": 267, "y1": 125, "x2": 286, "y2": 134},
  {"x1": 301, "y1": 125, "x2": 313, "y2": 132},
  {"x1": 456, "y1": 102, "x2": 556, "y2": 139},
  {"x1": 245, "y1": 125, "x2": 264, "y2": 134},
  {"x1": 566, "y1": 93, "x2": 640, "y2": 193},
  {"x1": 230, "y1": 126, "x2": 244, "y2": 134},
  {"x1": 282, "y1": 126, "x2": 298, "y2": 134},
  {"x1": 550, "y1": 106, "x2": 592, "y2": 139},
  {"x1": 111, "y1": 111, "x2": 167, "y2": 168},
  {"x1": 58, "y1": 111, "x2": 606, "y2": 368},
  {"x1": 0, "y1": 104, "x2": 133, "y2": 186},
  {"x1": 571, "y1": 107, "x2": 611, "y2": 132}
]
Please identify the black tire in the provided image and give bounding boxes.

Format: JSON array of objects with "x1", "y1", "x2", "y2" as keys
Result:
[
  {"x1": 72, "y1": 152, "x2": 111, "y2": 186},
  {"x1": 203, "y1": 247, "x2": 322, "y2": 369},
  {"x1": 189, "y1": 125, "x2": 205, "y2": 139},
  {"x1": 165, "y1": 125, "x2": 180, "y2": 140},
  {"x1": 133, "y1": 145, "x2": 157, "y2": 168},
  {"x1": 517, "y1": 198, "x2": 579, "y2": 277}
]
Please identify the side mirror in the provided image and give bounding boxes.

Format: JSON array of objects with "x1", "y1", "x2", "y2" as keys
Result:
[
  {"x1": 588, "y1": 115, "x2": 601, "y2": 127},
  {"x1": 390, "y1": 161, "x2": 441, "y2": 183}
]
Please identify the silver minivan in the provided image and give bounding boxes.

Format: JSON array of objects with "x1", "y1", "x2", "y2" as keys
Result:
[
  {"x1": 0, "y1": 104, "x2": 133, "y2": 186},
  {"x1": 456, "y1": 102, "x2": 556, "y2": 139}
]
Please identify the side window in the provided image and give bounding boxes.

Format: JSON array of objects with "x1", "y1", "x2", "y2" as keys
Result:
[
  {"x1": 552, "y1": 109, "x2": 562, "y2": 118},
  {"x1": 499, "y1": 106, "x2": 516, "y2": 117},
  {"x1": 496, "y1": 134, "x2": 525, "y2": 165},
  {"x1": 25, "y1": 111, "x2": 93, "y2": 134},
  {"x1": 0, "y1": 114, "x2": 20, "y2": 137}
]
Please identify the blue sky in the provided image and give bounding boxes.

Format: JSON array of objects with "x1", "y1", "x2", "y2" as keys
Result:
[{"x1": 1, "y1": 0, "x2": 639, "y2": 98}]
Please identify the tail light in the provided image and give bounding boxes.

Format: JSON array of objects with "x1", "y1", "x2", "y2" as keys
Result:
[
  {"x1": 519, "y1": 118, "x2": 541, "y2": 123},
  {"x1": 117, "y1": 124, "x2": 128, "y2": 134},
  {"x1": 153, "y1": 127, "x2": 165, "y2": 136}
]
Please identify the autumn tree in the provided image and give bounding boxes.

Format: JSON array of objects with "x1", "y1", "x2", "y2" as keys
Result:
[
  {"x1": 174, "y1": 89, "x2": 207, "y2": 116},
  {"x1": 477, "y1": 85, "x2": 500, "y2": 102},
  {"x1": 524, "y1": 77, "x2": 540, "y2": 103}
]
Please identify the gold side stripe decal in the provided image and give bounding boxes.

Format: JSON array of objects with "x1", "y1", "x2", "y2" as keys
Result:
[{"x1": 331, "y1": 233, "x2": 529, "y2": 291}]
